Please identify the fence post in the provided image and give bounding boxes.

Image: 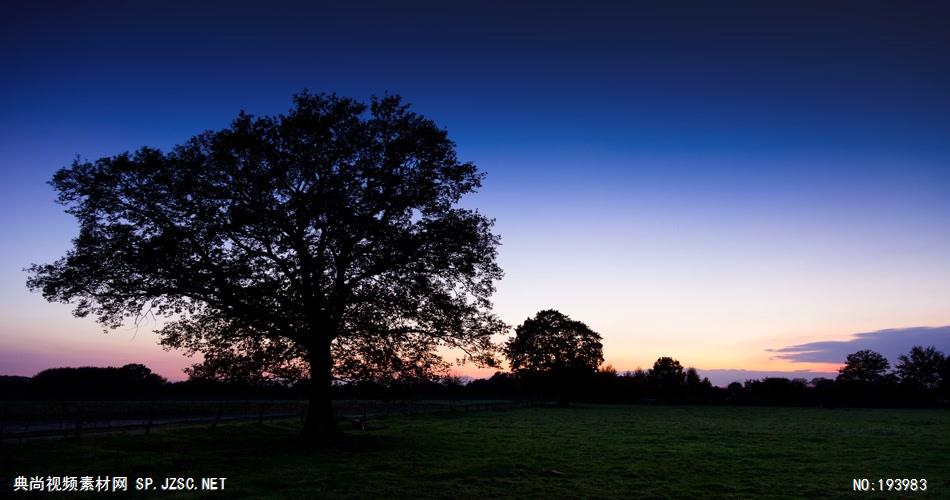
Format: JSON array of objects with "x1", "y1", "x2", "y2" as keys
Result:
[
  {"x1": 212, "y1": 401, "x2": 223, "y2": 428},
  {"x1": 19, "y1": 419, "x2": 30, "y2": 444},
  {"x1": 145, "y1": 404, "x2": 154, "y2": 435},
  {"x1": 61, "y1": 402, "x2": 68, "y2": 438}
]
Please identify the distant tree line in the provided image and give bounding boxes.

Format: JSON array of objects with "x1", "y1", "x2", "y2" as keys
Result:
[
  {"x1": 4, "y1": 344, "x2": 947, "y2": 407},
  {"x1": 3, "y1": 323, "x2": 948, "y2": 408},
  {"x1": 468, "y1": 344, "x2": 949, "y2": 407},
  {"x1": 0, "y1": 364, "x2": 299, "y2": 401}
]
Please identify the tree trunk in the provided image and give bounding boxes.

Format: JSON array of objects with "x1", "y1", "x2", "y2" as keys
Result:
[{"x1": 300, "y1": 339, "x2": 342, "y2": 443}]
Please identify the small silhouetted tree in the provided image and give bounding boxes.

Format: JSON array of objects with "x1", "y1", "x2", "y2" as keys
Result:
[
  {"x1": 504, "y1": 309, "x2": 604, "y2": 405},
  {"x1": 650, "y1": 357, "x2": 685, "y2": 394},
  {"x1": 685, "y1": 367, "x2": 700, "y2": 386},
  {"x1": 896, "y1": 345, "x2": 945, "y2": 390},
  {"x1": 26, "y1": 92, "x2": 505, "y2": 442},
  {"x1": 682, "y1": 366, "x2": 712, "y2": 401},
  {"x1": 836, "y1": 350, "x2": 892, "y2": 384},
  {"x1": 939, "y1": 357, "x2": 950, "y2": 398},
  {"x1": 809, "y1": 377, "x2": 833, "y2": 388},
  {"x1": 619, "y1": 368, "x2": 650, "y2": 402},
  {"x1": 628, "y1": 368, "x2": 648, "y2": 382}
]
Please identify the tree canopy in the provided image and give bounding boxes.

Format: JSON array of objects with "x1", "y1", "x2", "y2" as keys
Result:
[
  {"x1": 504, "y1": 309, "x2": 604, "y2": 375},
  {"x1": 896, "y1": 345, "x2": 945, "y2": 390},
  {"x1": 836, "y1": 349, "x2": 891, "y2": 384},
  {"x1": 650, "y1": 357, "x2": 685, "y2": 389},
  {"x1": 30, "y1": 364, "x2": 167, "y2": 399},
  {"x1": 27, "y1": 92, "x2": 505, "y2": 440}
]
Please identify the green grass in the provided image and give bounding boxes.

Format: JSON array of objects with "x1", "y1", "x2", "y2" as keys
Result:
[{"x1": 2, "y1": 405, "x2": 949, "y2": 499}]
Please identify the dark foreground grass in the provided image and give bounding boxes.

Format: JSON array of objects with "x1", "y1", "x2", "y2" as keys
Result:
[{"x1": 2, "y1": 405, "x2": 948, "y2": 499}]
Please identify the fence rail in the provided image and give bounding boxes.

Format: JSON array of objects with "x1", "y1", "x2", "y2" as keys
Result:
[{"x1": 0, "y1": 399, "x2": 533, "y2": 442}]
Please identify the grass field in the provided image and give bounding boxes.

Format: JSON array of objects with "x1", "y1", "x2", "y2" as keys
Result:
[{"x1": 2, "y1": 404, "x2": 948, "y2": 499}]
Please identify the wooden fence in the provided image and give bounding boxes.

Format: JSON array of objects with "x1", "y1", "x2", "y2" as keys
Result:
[{"x1": 0, "y1": 399, "x2": 534, "y2": 442}]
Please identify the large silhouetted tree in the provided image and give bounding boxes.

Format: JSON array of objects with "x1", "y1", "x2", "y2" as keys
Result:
[
  {"x1": 504, "y1": 309, "x2": 603, "y2": 405},
  {"x1": 26, "y1": 92, "x2": 505, "y2": 441}
]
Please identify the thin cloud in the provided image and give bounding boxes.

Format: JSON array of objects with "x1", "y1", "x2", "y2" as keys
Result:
[{"x1": 768, "y1": 326, "x2": 950, "y2": 364}]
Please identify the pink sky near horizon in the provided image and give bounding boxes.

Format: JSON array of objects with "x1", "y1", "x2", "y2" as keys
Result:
[
  {"x1": 0, "y1": 295, "x2": 928, "y2": 385},
  {"x1": 0, "y1": 318, "x2": 846, "y2": 383},
  {"x1": 3, "y1": 154, "x2": 950, "y2": 386}
]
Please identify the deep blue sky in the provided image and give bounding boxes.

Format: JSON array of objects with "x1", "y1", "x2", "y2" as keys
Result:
[{"x1": 2, "y1": 1, "x2": 949, "y2": 382}]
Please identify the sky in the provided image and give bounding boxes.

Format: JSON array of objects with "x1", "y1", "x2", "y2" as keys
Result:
[{"x1": 2, "y1": 1, "x2": 949, "y2": 385}]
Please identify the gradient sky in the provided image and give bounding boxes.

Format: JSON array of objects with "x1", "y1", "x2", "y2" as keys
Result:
[{"x1": 2, "y1": 1, "x2": 949, "y2": 385}]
